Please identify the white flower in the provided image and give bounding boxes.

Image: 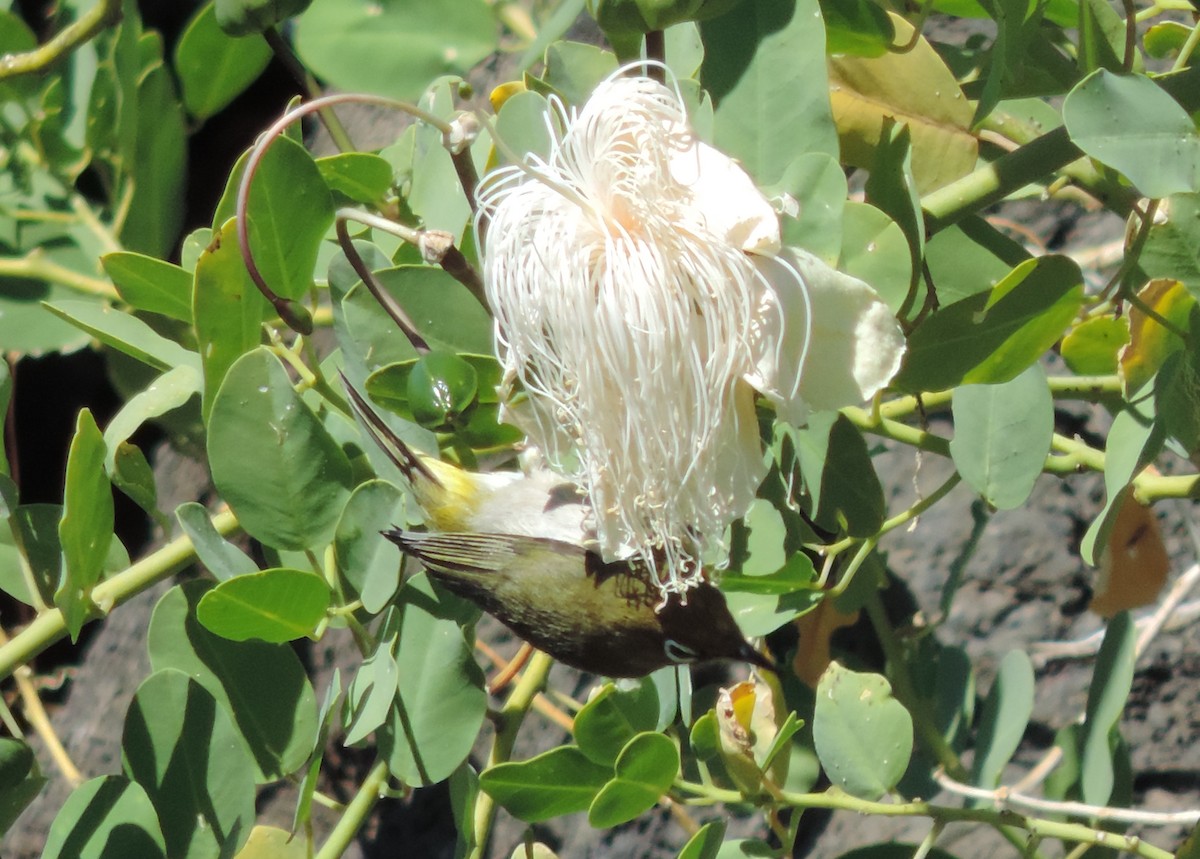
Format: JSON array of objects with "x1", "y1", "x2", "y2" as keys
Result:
[{"x1": 477, "y1": 68, "x2": 904, "y2": 597}]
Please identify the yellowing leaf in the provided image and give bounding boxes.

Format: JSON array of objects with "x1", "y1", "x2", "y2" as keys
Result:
[
  {"x1": 792, "y1": 599, "x2": 859, "y2": 688},
  {"x1": 234, "y1": 826, "x2": 308, "y2": 859},
  {"x1": 1061, "y1": 314, "x2": 1130, "y2": 375},
  {"x1": 1090, "y1": 490, "x2": 1169, "y2": 616},
  {"x1": 490, "y1": 80, "x2": 527, "y2": 112},
  {"x1": 828, "y1": 15, "x2": 978, "y2": 193},
  {"x1": 1119, "y1": 278, "x2": 1195, "y2": 395}
]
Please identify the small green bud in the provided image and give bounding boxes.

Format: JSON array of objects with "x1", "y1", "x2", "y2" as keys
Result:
[
  {"x1": 586, "y1": 0, "x2": 742, "y2": 35},
  {"x1": 214, "y1": 0, "x2": 313, "y2": 37},
  {"x1": 407, "y1": 352, "x2": 478, "y2": 431}
]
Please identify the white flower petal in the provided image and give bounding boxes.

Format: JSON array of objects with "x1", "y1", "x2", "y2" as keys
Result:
[
  {"x1": 749, "y1": 248, "x2": 906, "y2": 423},
  {"x1": 669, "y1": 137, "x2": 781, "y2": 255}
]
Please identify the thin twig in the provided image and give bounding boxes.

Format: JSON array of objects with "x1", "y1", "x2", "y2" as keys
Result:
[{"x1": 934, "y1": 769, "x2": 1200, "y2": 827}]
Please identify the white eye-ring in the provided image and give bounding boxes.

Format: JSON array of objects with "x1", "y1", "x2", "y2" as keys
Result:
[{"x1": 664, "y1": 639, "x2": 699, "y2": 664}]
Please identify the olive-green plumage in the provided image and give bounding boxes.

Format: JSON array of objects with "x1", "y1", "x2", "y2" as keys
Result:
[
  {"x1": 347, "y1": 379, "x2": 771, "y2": 678},
  {"x1": 385, "y1": 530, "x2": 774, "y2": 678}
]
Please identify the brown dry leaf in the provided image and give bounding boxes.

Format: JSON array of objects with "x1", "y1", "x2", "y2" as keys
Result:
[
  {"x1": 1090, "y1": 488, "x2": 1169, "y2": 616},
  {"x1": 828, "y1": 14, "x2": 978, "y2": 193},
  {"x1": 1119, "y1": 278, "x2": 1195, "y2": 396},
  {"x1": 792, "y1": 599, "x2": 859, "y2": 688}
]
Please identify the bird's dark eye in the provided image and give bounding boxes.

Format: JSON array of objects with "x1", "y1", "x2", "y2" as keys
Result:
[{"x1": 664, "y1": 639, "x2": 698, "y2": 664}]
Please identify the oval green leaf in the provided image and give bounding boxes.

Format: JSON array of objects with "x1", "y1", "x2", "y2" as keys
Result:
[
  {"x1": 950, "y1": 363, "x2": 1053, "y2": 510},
  {"x1": 334, "y1": 479, "x2": 406, "y2": 613},
  {"x1": 1063, "y1": 70, "x2": 1200, "y2": 199},
  {"x1": 122, "y1": 670, "x2": 255, "y2": 859},
  {"x1": 197, "y1": 568, "x2": 330, "y2": 642},
  {"x1": 208, "y1": 347, "x2": 353, "y2": 551},
  {"x1": 813, "y1": 662, "x2": 913, "y2": 800},
  {"x1": 377, "y1": 573, "x2": 487, "y2": 786},
  {"x1": 969, "y1": 650, "x2": 1035, "y2": 793},
  {"x1": 174, "y1": 3, "x2": 271, "y2": 119},
  {"x1": 101, "y1": 252, "x2": 193, "y2": 322},
  {"x1": 43, "y1": 776, "x2": 165, "y2": 859},
  {"x1": 148, "y1": 582, "x2": 319, "y2": 782},
  {"x1": 480, "y1": 746, "x2": 611, "y2": 823},
  {"x1": 588, "y1": 732, "x2": 680, "y2": 828},
  {"x1": 575, "y1": 682, "x2": 661, "y2": 767}
]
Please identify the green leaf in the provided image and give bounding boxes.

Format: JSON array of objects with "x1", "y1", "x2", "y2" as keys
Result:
[
  {"x1": 43, "y1": 776, "x2": 164, "y2": 859},
  {"x1": 148, "y1": 582, "x2": 319, "y2": 782},
  {"x1": 1141, "y1": 193, "x2": 1200, "y2": 301},
  {"x1": 207, "y1": 347, "x2": 353, "y2": 551},
  {"x1": 480, "y1": 746, "x2": 611, "y2": 822},
  {"x1": 101, "y1": 252, "x2": 193, "y2": 322},
  {"x1": 377, "y1": 573, "x2": 487, "y2": 786},
  {"x1": 1061, "y1": 315, "x2": 1129, "y2": 375},
  {"x1": 334, "y1": 480, "x2": 406, "y2": 613},
  {"x1": 495, "y1": 90, "x2": 554, "y2": 164},
  {"x1": 813, "y1": 662, "x2": 914, "y2": 800},
  {"x1": 1080, "y1": 407, "x2": 1163, "y2": 565},
  {"x1": 837, "y1": 201, "x2": 912, "y2": 313},
  {"x1": 194, "y1": 217, "x2": 269, "y2": 422},
  {"x1": 215, "y1": 0, "x2": 313, "y2": 35},
  {"x1": 292, "y1": 671, "x2": 342, "y2": 833},
  {"x1": 350, "y1": 267, "x2": 492, "y2": 358},
  {"x1": 827, "y1": 15, "x2": 977, "y2": 193},
  {"x1": 102, "y1": 364, "x2": 201, "y2": 473},
  {"x1": 588, "y1": 732, "x2": 680, "y2": 828},
  {"x1": 897, "y1": 255, "x2": 1085, "y2": 391},
  {"x1": 1144, "y1": 21, "x2": 1191, "y2": 60},
  {"x1": 197, "y1": 568, "x2": 330, "y2": 642},
  {"x1": 924, "y1": 217, "x2": 1031, "y2": 306},
  {"x1": 0, "y1": 738, "x2": 45, "y2": 836},
  {"x1": 42, "y1": 300, "x2": 200, "y2": 374},
  {"x1": 535, "y1": 41, "x2": 619, "y2": 108},
  {"x1": 343, "y1": 632, "x2": 400, "y2": 746},
  {"x1": 832, "y1": 845, "x2": 962, "y2": 859},
  {"x1": 1080, "y1": 612, "x2": 1136, "y2": 806},
  {"x1": 294, "y1": 0, "x2": 496, "y2": 102},
  {"x1": 315, "y1": 152, "x2": 394, "y2": 203},
  {"x1": 122, "y1": 669, "x2": 255, "y2": 859},
  {"x1": 174, "y1": 2, "x2": 271, "y2": 119},
  {"x1": 121, "y1": 63, "x2": 185, "y2": 257},
  {"x1": 701, "y1": 0, "x2": 838, "y2": 183},
  {"x1": 1157, "y1": 341, "x2": 1200, "y2": 454},
  {"x1": 575, "y1": 682, "x2": 661, "y2": 766},
  {"x1": 55, "y1": 409, "x2": 113, "y2": 641},
  {"x1": 785, "y1": 413, "x2": 885, "y2": 537},
  {"x1": 864, "y1": 121, "x2": 923, "y2": 294},
  {"x1": 1, "y1": 504, "x2": 126, "y2": 607},
  {"x1": 678, "y1": 820, "x2": 727, "y2": 859},
  {"x1": 110, "y1": 442, "x2": 164, "y2": 528},
  {"x1": 175, "y1": 502, "x2": 258, "y2": 581},
  {"x1": 1063, "y1": 70, "x2": 1200, "y2": 198},
  {"x1": 950, "y1": 364, "x2": 1053, "y2": 509},
  {"x1": 232, "y1": 826, "x2": 310, "y2": 859},
  {"x1": 773, "y1": 152, "x2": 848, "y2": 264},
  {"x1": 821, "y1": 0, "x2": 895, "y2": 57},
  {"x1": 970, "y1": 650, "x2": 1035, "y2": 794},
  {"x1": 242, "y1": 135, "x2": 334, "y2": 300}
]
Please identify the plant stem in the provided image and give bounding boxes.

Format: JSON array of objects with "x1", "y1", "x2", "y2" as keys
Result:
[
  {"x1": 469, "y1": 650, "x2": 554, "y2": 859},
  {"x1": 0, "y1": 0, "x2": 122, "y2": 80},
  {"x1": 0, "y1": 252, "x2": 118, "y2": 301},
  {"x1": 315, "y1": 758, "x2": 390, "y2": 859},
  {"x1": 0, "y1": 508, "x2": 241, "y2": 682},
  {"x1": 672, "y1": 782, "x2": 1176, "y2": 859},
  {"x1": 263, "y1": 28, "x2": 357, "y2": 154}
]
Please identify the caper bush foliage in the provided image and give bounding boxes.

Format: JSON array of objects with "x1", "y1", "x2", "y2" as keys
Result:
[{"x1": 2, "y1": 0, "x2": 1199, "y2": 856}]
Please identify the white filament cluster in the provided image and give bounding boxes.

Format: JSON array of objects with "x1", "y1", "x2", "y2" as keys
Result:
[
  {"x1": 476, "y1": 67, "x2": 908, "y2": 602},
  {"x1": 476, "y1": 70, "x2": 796, "y2": 596}
]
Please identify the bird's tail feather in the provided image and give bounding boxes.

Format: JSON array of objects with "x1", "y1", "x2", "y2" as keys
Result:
[{"x1": 342, "y1": 374, "x2": 441, "y2": 487}]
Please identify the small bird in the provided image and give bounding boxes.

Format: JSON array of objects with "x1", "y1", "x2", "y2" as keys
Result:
[
  {"x1": 386, "y1": 529, "x2": 775, "y2": 678},
  {"x1": 344, "y1": 379, "x2": 589, "y2": 542},
  {"x1": 345, "y1": 380, "x2": 772, "y2": 677}
]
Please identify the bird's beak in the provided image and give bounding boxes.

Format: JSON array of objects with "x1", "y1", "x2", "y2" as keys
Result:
[{"x1": 740, "y1": 642, "x2": 777, "y2": 673}]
